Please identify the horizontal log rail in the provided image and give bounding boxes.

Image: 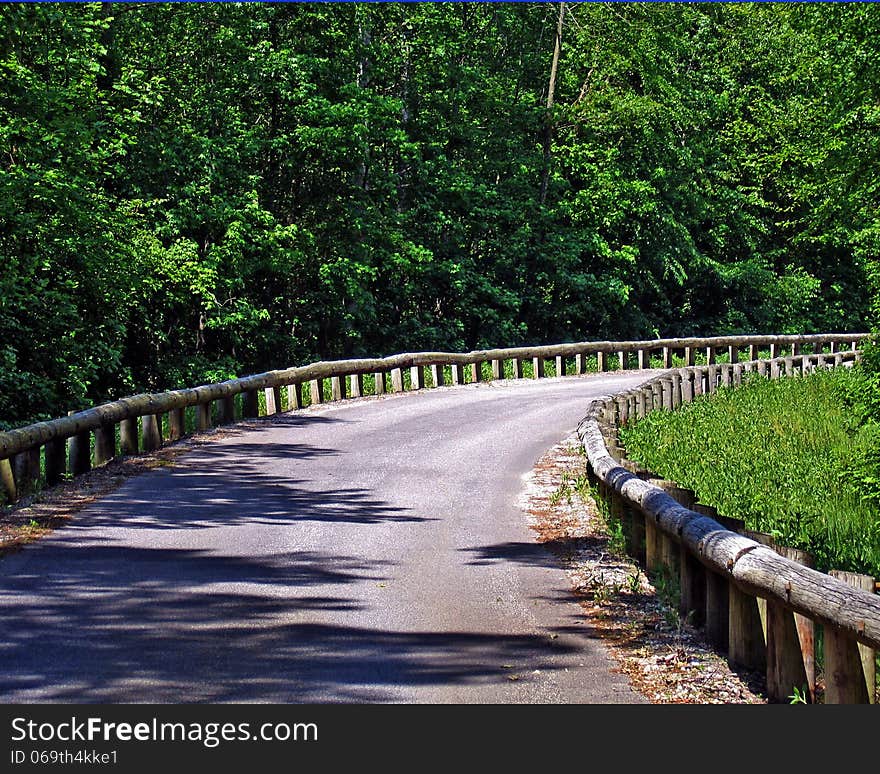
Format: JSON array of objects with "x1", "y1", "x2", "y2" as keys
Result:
[{"x1": 577, "y1": 348, "x2": 880, "y2": 703}]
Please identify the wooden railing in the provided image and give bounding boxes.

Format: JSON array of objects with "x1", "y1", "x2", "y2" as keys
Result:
[
  {"x1": 0, "y1": 333, "x2": 867, "y2": 504},
  {"x1": 578, "y1": 343, "x2": 880, "y2": 704}
]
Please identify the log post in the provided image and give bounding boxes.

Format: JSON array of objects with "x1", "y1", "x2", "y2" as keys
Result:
[
  {"x1": 391, "y1": 368, "x2": 405, "y2": 393},
  {"x1": 663, "y1": 346, "x2": 673, "y2": 368},
  {"x1": 470, "y1": 362, "x2": 483, "y2": 383},
  {"x1": 431, "y1": 364, "x2": 445, "y2": 387},
  {"x1": 93, "y1": 424, "x2": 116, "y2": 467},
  {"x1": 492, "y1": 359, "x2": 503, "y2": 380},
  {"x1": 288, "y1": 382, "x2": 304, "y2": 409},
  {"x1": 242, "y1": 390, "x2": 259, "y2": 418},
  {"x1": 637, "y1": 349, "x2": 648, "y2": 369},
  {"x1": 348, "y1": 374, "x2": 363, "y2": 399},
  {"x1": 13, "y1": 448, "x2": 41, "y2": 496},
  {"x1": 770, "y1": 360, "x2": 781, "y2": 379},
  {"x1": 728, "y1": 345, "x2": 739, "y2": 364},
  {"x1": 197, "y1": 402, "x2": 212, "y2": 431},
  {"x1": 68, "y1": 411, "x2": 91, "y2": 476},
  {"x1": 411, "y1": 366, "x2": 426, "y2": 390},
  {"x1": 330, "y1": 376, "x2": 345, "y2": 401},
  {"x1": 705, "y1": 346, "x2": 716, "y2": 365},
  {"x1": 451, "y1": 364, "x2": 464, "y2": 385},
  {"x1": 265, "y1": 386, "x2": 282, "y2": 414},
  {"x1": 680, "y1": 548, "x2": 706, "y2": 626},
  {"x1": 720, "y1": 363, "x2": 732, "y2": 388},
  {"x1": 310, "y1": 379, "x2": 325, "y2": 404},
  {"x1": 749, "y1": 343, "x2": 759, "y2": 361},
  {"x1": 670, "y1": 372, "x2": 682, "y2": 408},
  {"x1": 597, "y1": 351, "x2": 608, "y2": 372},
  {"x1": 707, "y1": 364, "x2": 718, "y2": 392},
  {"x1": 830, "y1": 340, "x2": 839, "y2": 355},
  {"x1": 733, "y1": 363, "x2": 743, "y2": 386},
  {"x1": 766, "y1": 599, "x2": 812, "y2": 703},
  {"x1": 617, "y1": 351, "x2": 627, "y2": 371},
  {"x1": 141, "y1": 414, "x2": 161, "y2": 452},
  {"x1": 783, "y1": 356, "x2": 795, "y2": 377},
  {"x1": 637, "y1": 390, "x2": 648, "y2": 419},
  {"x1": 44, "y1": 438, "x2": 67, "y2": 486},
  {"x1": 0, "y1": 457, "x2": 16, "y2": 502},
  {"x1": 575, "y1": 353, "x2": 587, "y2": 374},
  {"x1": 791, "y1": 342, "x2": 801, "y2": 357},
  {"x1": 661, "y1": 378, "x2": 673, "y2": 410},
  {"x1": 373, "y1": 372, "x2": 385, "y2": 396},
  {"x1": 532, "y1": 357, "x2": 545, "y2": 379},
  {"x1": 826, "y1": 570, "x2": 876, "y2": 704},
  {"x1": 644, "y1": 516, "x2": 661, "y2": 574},
  {"x1": 705, "y1": 571, "x2": 730, "y2": 650},
  {"x1": 120, "y1": 418, "x2": 138, "y2": 455},
  {"x1": 218, "y1": 396, "x2": 235, "y2": 424},
  {"x1": 728, "y1": 584, "x2": 767, "y2": 672},
  {"x1": 651, "y1": 382, "x2": 662, "y2": 412},
  {"x1": 684, "y1": 346, "x2": 695, "y2": 367},
  {"x1": 168, "y1": 407, "x2": 186, "y2": 440},
  {"x1": 513, "y1": 359, "x2": 524, "y2": 379},
  {"x1": 770, "y1": 342, "x2": 780, "y2": 359}
]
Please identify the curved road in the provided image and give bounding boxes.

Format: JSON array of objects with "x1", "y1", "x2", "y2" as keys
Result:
[{"x1": 0, "y1": 372, "x2": 653, "y2": 703}]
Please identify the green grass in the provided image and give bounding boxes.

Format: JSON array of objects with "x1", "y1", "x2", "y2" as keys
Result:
[{"x1": 619, "y1": 368, "x2": 880, "y2": 577}]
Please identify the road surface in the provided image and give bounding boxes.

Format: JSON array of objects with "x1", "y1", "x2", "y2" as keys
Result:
[{"x1": 0, "y1": 372, "x2": 653, "y2": 703}]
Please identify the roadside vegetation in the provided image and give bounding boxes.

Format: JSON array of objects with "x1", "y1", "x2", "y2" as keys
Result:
[{"x1": 619, "y1": 363, "x2": 880, "y2": 577}]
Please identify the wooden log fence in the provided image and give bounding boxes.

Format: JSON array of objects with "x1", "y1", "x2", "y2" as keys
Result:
[{"x1": 576, "y1": 344, "x2": 879, "y2": 704}]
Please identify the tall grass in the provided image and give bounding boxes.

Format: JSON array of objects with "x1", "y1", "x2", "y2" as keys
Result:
[{"x1": 619, "y1": 368, "x2": 880, "y2": 577}]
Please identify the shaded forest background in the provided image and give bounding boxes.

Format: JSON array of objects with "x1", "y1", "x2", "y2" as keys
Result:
[{"x1": 2, "y1": 2, "x2": 879, "y2": 429}]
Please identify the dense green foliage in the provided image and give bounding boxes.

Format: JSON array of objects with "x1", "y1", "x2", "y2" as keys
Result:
[
  {"x1": 2, "y1": 3, "x2": 879, "y2": 428},
  {"x1": 619, "y1": 369, "x2": 880, "y2": 577}
]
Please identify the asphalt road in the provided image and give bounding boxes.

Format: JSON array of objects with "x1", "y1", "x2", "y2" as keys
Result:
[{"x1": 0, "y1": 372, "x2": 653, "y2": 703}]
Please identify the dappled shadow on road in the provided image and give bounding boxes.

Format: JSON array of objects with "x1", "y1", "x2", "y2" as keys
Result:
[
  {"x1": 460, "y1": 537, "x2": 610, "y2": 568},
  {"x1": 0, "y1": 543, "x2": 582, "y2": 702},
  {"x1": 67, "y1": 434, "x2": 426, "y2": 531}
]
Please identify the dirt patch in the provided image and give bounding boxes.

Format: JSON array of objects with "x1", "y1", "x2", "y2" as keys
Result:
[{"x1": 519, "y1": 434, "x2": 767, "y2": 704}]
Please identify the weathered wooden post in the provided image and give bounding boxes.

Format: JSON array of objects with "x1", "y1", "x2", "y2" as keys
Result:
[
  {"x1": 330, "y1": 376, "x2": 346, "y2": 401},
  {"x1": 705, "y1": 570, "x2": 730, "y2": 650},
  {"x1": 13, "y1": 448, "x2": 41, "y2": 496},
  {"x1": 373, "y1": 372, "x2": 385, "y2": 396},
  {"x1": 813, "y1": 340, "x2": 825, "y2": 355},
  {"x1": 680, "y1": 549, "x2": 706, "y2": 626},
  {"x1": 68, "y1": 411, "x2": 91, "y2": 476},
  {"x1": 142, "y1": 414, "x2": 161, "y2": 452},
  {"x1": 670, "y1": 372, "x2": 682, "y2": 408},
  {"x1": 168, "y1": 407, "x2": 186, "y2": 440},
  {"x1": 348, "y1": 374, "x2": 363, "y2": 398},
  {"x1": 830, "y1": 340, "x2": 839, "y2": 355},
  {"x1": 431, "y1": 364, "x2": 445, "y2": 387},
  {"x1": 783, "y1": 356, "x2": 795, "y2": 377},
  {"x1": 728, "y1": 584, "x2": 767, "y2": 672},
  {"x1": 492, "y1": 359, "x2": 503, "y2": 380},
  {"x1": 0, "y1": 457, "x2": 16, "y2": 502},
  {"x1": 749, "y1": 343, "x2": 759, "y2": 361},
  {"x1": 451, "y1": 363, "x2": 464, "y2": 385},
  {"x1": 532, "y1": 357, "x2": 544, "y2": 379},
  {"x1": 309, "y1": 379, "x2": 325, "y2": 404},
  {"x1": 575, "y1": 352, "x2": 588, "y2": 374},
  {"x1": 733, "y1": 363, "x2": 743, "y2": 386},
  {"x1": 513, "y1": 358, "x2": 524, "y2": 379},
  {"x1": 242, "y1": 390, "x2": 259, "y2": 418},
  {"x1": 470, "y1": 362, "x2": 483, "y2": 383},
  {"x1": 218, "y1": 396, "x2": 235, "y2": 424},
  {"x1": 770, "y1": 359, "x2": 781, "y2": 379},
  {"x1": 826, "y1": 570, "x2": 876, "y2": 704},
  {"x1": 390, "y1": 367, "x2": 405, "y2": 392},
  {"x1": 44, "y1": 438, "x2": 67, "y2": 486},
  {"x1": 637, "y1": 349, "x2": 648, "y2": 369},
  {"x1": 196, "y1": 401, "x2": 212, "y2": 431},
  {"x1": 684, "y1": 347, "x2": 695, "y2": 367},
  {"x1": 708, "y1": 364, "x2": 719, "y2": 392},
  {"x1": 720, "y1": 363, "x2": 732, "y2": 387},
  {"x1": 94, "y1": 423, "x2": 116, "y2": 466},
  {"x1": 637, "y1": 389, "x2": 648, "y2": 419},
  {"x1": 288, "y1": 382, "x2": 304, "y2": 408},
  {"x1": 617, "y1": 351, "x2": 627, "y2": 371},
  {"x1": 770, "y1": 342, "x2": 780, "y2": 359},
  {"x1": 597, "y1": 351, "x2": 608, "y2": 372},
  {"x1": 728, "y1": 345, "x2": 739, "y2": 364},
  {"x1": 663, "y1": 346, "x2": 673, "y2": 368},
  {"x1": 705, "y1": 346, "x2": 716, "y2": 365},
  {"x1": 120, "y1": 417, "x2": 138, "y2": 455},
  {"x1": 265, "y1": 386, "x2": 282, "y2": 414},
  {"x1": 411, "y1": 365, "x2": 426, "y2": 390}
]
